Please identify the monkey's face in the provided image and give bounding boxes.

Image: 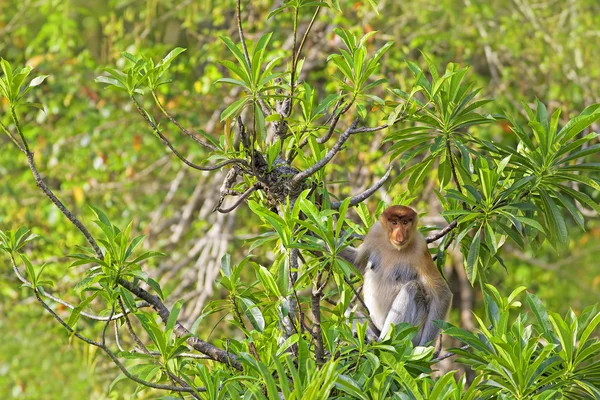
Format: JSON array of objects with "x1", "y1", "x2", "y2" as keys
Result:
[{"x1": 380, "y1": 206, "x2": 418, "y2": 250}]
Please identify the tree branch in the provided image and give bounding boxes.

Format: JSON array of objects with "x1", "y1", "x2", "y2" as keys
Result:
[
  {"x1": 331, "y1": 164, "x2": 392, "y2": 209},
  {"x1": 425, "y1": 219, "x2": 458, "y2": 244},
  {"x1": 152, "y1": 92, "x2": 218, "y2": 151},
  {"x1": 8, "y1": 104, "x2": 242, "y2": 374},
  {"x1": 292, "y1": 119, "x2": 359, "y2": 183},
  {"x1": 25, "y1": 151, "x2": 103, "y2": 257},
  {"x1": 131, "y1": 96, "x2": 247, "y2": 171},
  {"x1": 118, "y1": 278, "x2": 242, "y2": 370},
  {"x1": 214, "y1": 184, "x2": 258, "y2": 214},
  {"x1": 348, "y1": 124, "x2": 389, "y2": 134},
  {"x1": 32, "y1": 289, "x2": 205, "y2": 393},
  {"x1": 235, "y1": 0, "x2": 271, "y2": 116},
  {"x1": 431, "y1": 344, "x2": 470, "y2": 363},
  {"x1": 311, "y1": 270, "x2": 325, "y2": 365}
]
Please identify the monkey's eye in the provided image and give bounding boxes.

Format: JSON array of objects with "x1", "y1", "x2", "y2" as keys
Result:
[
  {"x1": 391, "y1": 220, "x2": 398, "y2": 225},
  {"x1": 402, "y1": 220, "x2": 409, "y2": 225}
]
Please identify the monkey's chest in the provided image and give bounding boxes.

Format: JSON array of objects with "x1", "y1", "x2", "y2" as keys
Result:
[{"x1": 363, "y1": 259, "x2": 419, "y2": 329}]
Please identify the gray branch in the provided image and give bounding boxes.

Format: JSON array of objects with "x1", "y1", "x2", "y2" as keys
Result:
[
  {"x1": 292, "y1": 119, "x2": 359, "y2": 183},
  {"x1": 331, "y1": 164, "x2": 392, "y2": 209}
]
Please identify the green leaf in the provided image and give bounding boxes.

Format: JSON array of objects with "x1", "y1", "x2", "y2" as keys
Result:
[
  {"x1": 335, "y1": 375, "x2": 369, "y2": 400},
  {"x1": 526, "y1": 292, "x2": 552, "y2": 338},
  {"x1": 540, "y1": 190, "x2": 568, "y2": 248},
  {"x1": 219, "y1": 97, "x2": 248, "y2": 121},
  {"x1": 146, "y1": 278, "x2": 164, "y2": 300},
  {"x1": 240, "y1": 297, "x2": 265, "y2": 332},
  {"x1": 466, "y1": 228, "x2": 481, "y2": 284},
  {"x1": 166, "y1": 299, "x2": 184, "y2": 335}
]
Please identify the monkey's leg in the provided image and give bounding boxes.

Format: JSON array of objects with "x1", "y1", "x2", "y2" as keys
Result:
[
  {"x1": 418, "y1": 287, "x2": 452, "y2": 346},
  {"x1": 345, "y1": 308, "x2": 380, "y2": 342},
  {"x1": 379, "y1": 281, "x2": 426, "y2": 341}
]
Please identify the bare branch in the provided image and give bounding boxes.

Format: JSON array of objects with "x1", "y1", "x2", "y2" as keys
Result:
[
  {"x1": 118, "y1": 278, "x2": 242, "y2": 370},
  {"x1": 32, "y1": 289, "x2": 205, "y2": 393},
  {"x1": 235, "y1": 0, "x2": 271, "y2": 115},
  {"x1": 311, "y1": 270, "x2": 325, "y2": 364},
  {"x1": 292, "y1": 119, "x2": 359, "y2": 183},
  {"x1": 25, "y1": 151, "x2": 103, "y2": 257},
  {"x1": 349, "y1": 124, "x2": 389, "y2": 134},
  {"x1": 131, "y1": 96, "x2": 247, "y2": 171},
  {"x1": 0, "y1": 119, "x2": 26, "y2": 152},
  {"x1": 214, "y1": 184, "x2": 258, "y2": 214},
  {"x1": 432, "y1": 344, "x2": 470, "y2": 363},
  {"x1": 294, "y1": 6, "x2": 321, "y2": 69},
  {"x1": 101, "y1": 305, "x2": 116, "y2": 345},
  {"x1": 331, "y1": 165, "x2": 392, "y2": 210},
  {"x1": 152, "y1": 93, "x2": 218, "y2": 151},
  {"x1": 10, "y1": 115, "x2": 241, "y2": 370},
  {"x1": 425, "y1": 219, "x2": 458, "y2": 243},
  {"x1": 118, "y1": 296, "x2": 150, "y2": 354},
  {"x1": 296, "y1": 101, "x2": 352, "y2": 151}
]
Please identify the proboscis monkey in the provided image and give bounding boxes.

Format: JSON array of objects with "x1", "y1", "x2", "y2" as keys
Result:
[{"x1": 344, "y1": 205, "x2": 452, "y2": 346}]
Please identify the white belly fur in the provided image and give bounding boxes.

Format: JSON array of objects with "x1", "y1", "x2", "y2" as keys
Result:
[{"x1": 363, "y1": 267, "x2": 400, "y2": 330}]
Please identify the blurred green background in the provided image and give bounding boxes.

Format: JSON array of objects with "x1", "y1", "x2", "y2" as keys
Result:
[{"x1": 1, "y1": 0, "x2": 599, "y2": 398}]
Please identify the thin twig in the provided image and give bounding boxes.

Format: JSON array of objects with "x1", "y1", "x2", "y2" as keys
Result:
[
  {"x1": 152, "y1": 92, "x2": 218, "y2": 151},
  {"x1": 101, "y1": 305, "x2": 116, "y2": 345},
  {"x1": 0, "y1": 119, "x2": 25, "y2": 151},
  {"x1": 214, "y1": 184, "x2": 258, "y2": 213},
  {"x1": 132, "y1": 96, "x2": 247, "y2": 171},
  {"x1": 344, "y1": 277, "x2": 368, "y2": 311},
  {"x1": 118, "y1": 278, "x2": 242, "y2": 370},
  {"x1": 431, "y1": 344, "x2": 470, "y2": 362},
  {"x1": 25, "y1": 152, "x2": 103, "y2": 257},
  {"x1": 331, "y1": 165, "x2": 392, "y2": 209},
  {"x1": 118, "y1": 296, "x2": 150, "y2": 354},
  {"x1": 11, "y1": 107, "x2": 30, "y2": 153},
  {"x1": 294, "y1": 6, "x2": 321, "y2": 68},
  {"x1": 311, "y1": 270, "x2": 325, "y2": 365},
  {"x1": 114, "y1": 323, "x2": 125, "y2": 352},
  {"x1": 33, "y1": 289, "x2": 205, "y2": 393},
  {"x1": 235, "y1": 0, "x2": 271, "y2": 115}
]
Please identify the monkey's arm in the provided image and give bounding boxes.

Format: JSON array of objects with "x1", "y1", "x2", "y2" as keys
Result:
[
  {"x1": 418, "y1": 280, "x2": 452, "y2": 346},
  {"x1": 338, "y1": 246, "x2": 357, "y2": 265},
  {"x1": 338, "y1": 244, "x2": 370, "y2": 275}
]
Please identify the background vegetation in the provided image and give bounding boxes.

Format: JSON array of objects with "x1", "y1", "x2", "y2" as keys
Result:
[{"x1": 1, "y1": 0, "x2": 599, "y2": 398}]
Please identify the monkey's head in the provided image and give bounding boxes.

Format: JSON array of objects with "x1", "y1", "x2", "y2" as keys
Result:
[{"x1": 380, "y1": 205, "x2": 418, "y2": 250}]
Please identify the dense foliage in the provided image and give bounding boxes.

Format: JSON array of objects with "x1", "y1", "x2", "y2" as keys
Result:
[{"x1": 1, "y1": 0, "x2": 600, "y2": 399}]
